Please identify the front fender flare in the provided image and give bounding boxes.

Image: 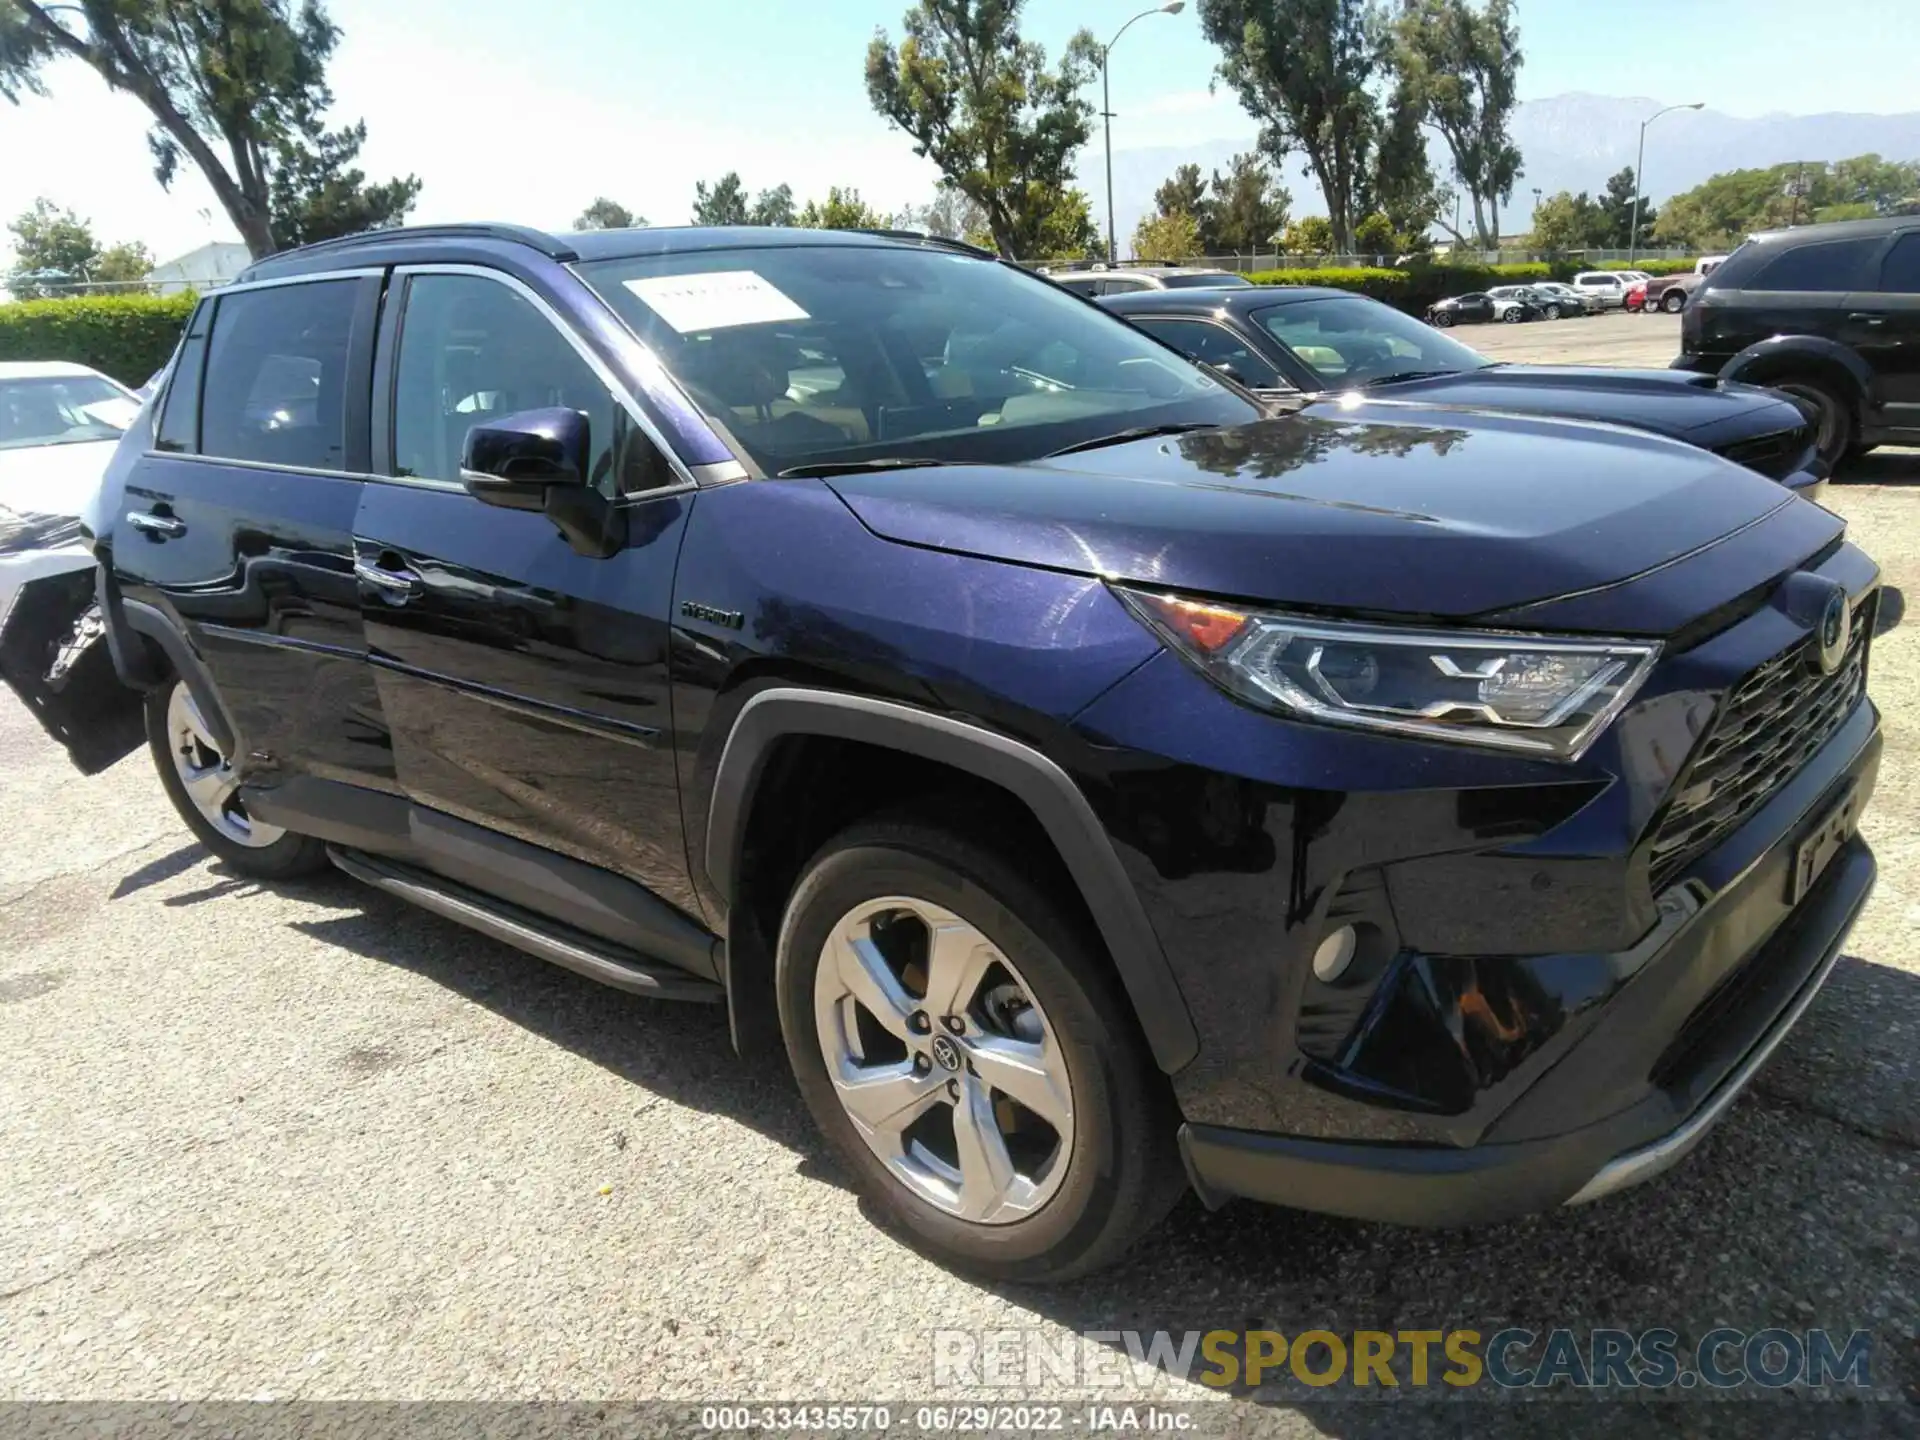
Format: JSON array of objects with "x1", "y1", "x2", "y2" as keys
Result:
[{"x1": 706, "y1": 687, "x2": 1200, "y2": 1073}]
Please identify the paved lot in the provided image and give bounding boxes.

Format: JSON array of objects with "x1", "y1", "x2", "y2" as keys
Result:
[{"x1": 2, "y1": 313, "x2": 1916, "y2": 1419}]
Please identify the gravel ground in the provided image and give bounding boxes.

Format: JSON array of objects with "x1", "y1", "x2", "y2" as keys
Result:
[{"x1": 2, "y1": 313, "x2": 1916, "y2": 1423}]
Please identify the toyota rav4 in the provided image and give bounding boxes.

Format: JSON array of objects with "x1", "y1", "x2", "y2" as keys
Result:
[{"x1": 7, "y1": 224, "x2": 1883, "y2": 1280}]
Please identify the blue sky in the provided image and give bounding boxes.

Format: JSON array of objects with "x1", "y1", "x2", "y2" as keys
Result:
[{"x1": 2, "y1": 0, "x2": 1914, "y2": 266}]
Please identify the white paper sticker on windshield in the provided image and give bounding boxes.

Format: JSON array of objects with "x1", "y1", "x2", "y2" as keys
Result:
[{"x1": 622, "y1": 271, "x2": 809, "y2": 333}]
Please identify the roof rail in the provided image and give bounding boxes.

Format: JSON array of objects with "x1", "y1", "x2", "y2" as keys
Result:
[
  {"x1": 845, "y1": 228, "x2": 999, "y2": 261},
  {"x1": 250, "y1": 222, "x2": 578, "y2": 270}
]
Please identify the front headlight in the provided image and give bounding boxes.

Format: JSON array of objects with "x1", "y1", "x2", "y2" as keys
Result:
[{"x1": 1116, "y1": 588, "x2": 1660, "y2": 761}]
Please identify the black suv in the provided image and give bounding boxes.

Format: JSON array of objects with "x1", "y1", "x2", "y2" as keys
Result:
[
  {"x1": 1675, "y1": 214, "x2": 1920, "y2": 466},
  {"x1": 11, "y1": 223, "x2": 1884, "y2": 1281}
]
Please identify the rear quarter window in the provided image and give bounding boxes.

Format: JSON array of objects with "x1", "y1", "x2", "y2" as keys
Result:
[{"x1": 1745, "y1": 236, "x2": 1881, "y2": 292}]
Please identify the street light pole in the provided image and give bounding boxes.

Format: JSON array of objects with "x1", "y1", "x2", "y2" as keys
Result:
[
  {"x1": 1102, "y1": 2, "x2": 1185, "y2": 265},
  {"x1": 1629, "y1": 101, "x2": 1703, "y2": 265}
]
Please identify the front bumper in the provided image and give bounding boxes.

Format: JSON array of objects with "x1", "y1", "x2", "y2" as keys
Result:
[{"x1": 1178, "y1": 722, "x2": 1879, "y2": 1226}]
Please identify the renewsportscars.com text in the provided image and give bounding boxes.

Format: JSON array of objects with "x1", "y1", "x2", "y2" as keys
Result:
[{"x1": 932, "y1": 1327, "x2": 1874, "y2": 1391}]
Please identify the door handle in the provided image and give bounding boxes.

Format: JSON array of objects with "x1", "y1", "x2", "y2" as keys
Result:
[
  {"x1": 1846, "y1": 313, "x2": 1886, "y2": 326},
  {"x1": 126, "y1": 510, "x2": 186, "y2": 539},
  {"x1": 354, "y1": 558, "x2": 421, "y2": 600}
]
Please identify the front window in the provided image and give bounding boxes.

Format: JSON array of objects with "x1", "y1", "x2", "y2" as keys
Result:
[
  {"x1": 0, "y1": 375, "x2": 137, "y2": 450},
  {"x1": 1253, "y1": 296, "x2": 1493, "y2": 387},
  {"x1": 577, "y1": 244, "x2": 1254, "y2": 475}
]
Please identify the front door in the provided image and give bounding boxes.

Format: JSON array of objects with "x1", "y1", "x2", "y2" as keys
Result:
[
  {"x1": 1842, "y1": 228, "x2": 1920, "y2": 435},
  {"x1": 114, "y1": 275, "x2": 394, "y2": 794},
  {"x1": 356, "y1": 267, "x2": 701, "y2": 918}
]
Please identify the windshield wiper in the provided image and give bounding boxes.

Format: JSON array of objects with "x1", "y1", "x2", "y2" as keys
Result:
[
  {"x1": 775, "y1": 457, "x2": 946, "y2": 478},
  {"x1": 1358, "y1": 369, "x2": 1466, "y2": 387},
  {"x1": 1044, "y1": 423, "x2": 1217, "y2": 459}
]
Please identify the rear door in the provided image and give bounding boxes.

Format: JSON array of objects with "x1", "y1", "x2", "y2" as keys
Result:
[
  {"x1": 355, "y1": 266, "x2": 703, "y2": 919},
  {"x1": 115, "y1": 273, "x2": 395, "y2": 792}
]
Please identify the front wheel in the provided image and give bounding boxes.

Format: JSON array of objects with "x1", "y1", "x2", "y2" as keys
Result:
[
  {"x1": 1431, "y1": 310, "x2": 1453, "y2": 328},
  {"x1": 1542, "y1": 303, "x2": 1561, "y2": 320},
  {"x1": 1502, "y1": 307, "x2": 1523, "y2": 323},
  {"x1": 776, "y1": 818, "x2": 1182, "y2": 1281},
  {"x1": 147, "y1": 679, "x2": 329, "y2": 878},
  {"x1": 1662, "y1": 289, "x2": 1686, "y2": 313}
]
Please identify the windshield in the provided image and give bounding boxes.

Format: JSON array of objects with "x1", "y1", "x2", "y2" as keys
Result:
[
  {"x1": 1158, "y1": 272, "x2": 1253, "y2": 289},
  {"x1": 1252, "y1": 296, "x2": 1492, "y2": 387},
  {"x1": 0, "y1": 375, "x2": 136, "y2": 451},
  {"x1": 577, "y1": 244, "x2": 1255, "y2": 474}
]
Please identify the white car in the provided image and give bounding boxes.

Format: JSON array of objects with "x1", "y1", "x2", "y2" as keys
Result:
[
  {"x1": 1571, "y1": 271, "x2": 1632, "y2": 309},
  {"x1": 0, "y1": 361, "x2": 145, "y2": 770}
]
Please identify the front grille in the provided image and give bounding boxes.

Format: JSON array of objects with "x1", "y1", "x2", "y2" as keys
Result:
[
  {"x1": 1712, "y1": 426, "x2": 1813, "y2": 480},
  {"x1": 1645, "y1": 601, "x2": 1870, "y2": 890}
]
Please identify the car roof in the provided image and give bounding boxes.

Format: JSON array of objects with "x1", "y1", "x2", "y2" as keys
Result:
[
  {"x1": 1097, "y1": 284, "x2": 1348, "y2": 314},
  {"x1": 0, "y1": 360, "x2": 112, "y2": 381},
  {"x1": 236, "y1": 222, "x2": 992, "y2": 283},
  {"x1": 1748, "y1": 214, "x2": 1914, "y2": 246}
]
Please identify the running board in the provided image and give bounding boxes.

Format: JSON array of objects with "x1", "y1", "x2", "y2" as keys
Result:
[{"x1": 328, "y1": 847, "x2": 723, "y2": 1003}]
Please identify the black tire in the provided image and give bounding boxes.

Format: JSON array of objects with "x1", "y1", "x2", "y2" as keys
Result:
[
  {"x1": 776, "y1": 817, "x2": 1183, "y2": 1282},
  {"x1": 1542, "y1": 303, "x2": 1560, "y2": 320},
  {"x1": 1502, "y1": 307, "x2": 1523, "y2": 323},
  {"x1": 1432, "y1": 310, "x2": 1453, "y2": 328},
  {"x1": 1662, "y1": 289, "x2": 1686, "y2": 313},
  {"x1": 146, "y1": 680, "x2": 329, "y2": 879},
  {"x1": 1771, "y1": 376, "x2": 1856, "y2": 472}
]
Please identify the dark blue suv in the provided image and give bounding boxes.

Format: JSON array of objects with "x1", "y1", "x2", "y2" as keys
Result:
[{"x1": 22, "y1": 223, "x2": 1884, "y2": 1279}]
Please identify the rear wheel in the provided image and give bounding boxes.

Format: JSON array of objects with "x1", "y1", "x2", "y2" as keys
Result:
[
  {"x1": 776, "y1": 818, "x2": 1182, "y2": 1281},
  {"x1": 1662, "y1": 289, "x2": 1686, "y2": 313},
  {"x1": 1542, "y1": 303, "x2": 1561, "y2": 320},
  {"x1": 147, "y1": 679, "x2": 328, "y2": 878},
  {"x1": 1502, "y1": 307, "x2": 1523, "y2": 324},
  {"x1": 1771, "y1": 376, "x2": 1856, "y2": 472}
]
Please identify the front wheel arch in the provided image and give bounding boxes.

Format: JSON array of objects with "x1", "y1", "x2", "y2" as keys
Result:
[{"x1": 705, "y1": 688, "x2": 1200, "y2": 1075}]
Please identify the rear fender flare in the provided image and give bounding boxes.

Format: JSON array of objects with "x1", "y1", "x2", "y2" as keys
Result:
[
  {"x1": 1719, "y1": 336, "x2": 1873, "y2": 416},
  {"x1": 116, "y1": 593, "x2": 239, "y2": 757},
  {"x1": 706, "y1": 687, "x2": 1200, "y2": 1073}
]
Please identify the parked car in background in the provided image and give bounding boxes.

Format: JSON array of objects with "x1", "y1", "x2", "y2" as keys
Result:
[
  {"x1": 1675, "y1": 214, "x2": 1920, "y2": 468},
  {"x1": 1102, "y1": 285, "x2": 1825, "y2": 492},
  {"x1": 1644, "y1": 273, "x2": 1699, "y2": 313},
  {"x1": 1429, "y1": 290, "x2": 1534, "y2": 325},
  {"x1": 1531, "y1": 281, "x2": 1601, "y2": 315},
  {"x1": 0, "y1": 362, "x2": 147, "y2": 773},
  {"x1": 1624, "y1": 281, "x2": 1649, "y2": 313},
  {"x1": 5, "y1": 222, "x2": 1888, "y2": 1280},
  {"x1": 1039, "y1": 263, "x2": 1253, "y2": 297},
  {"x1": 1698, "y1": 255, "x2": 1728, "y2": 276},
  {"x1": 1489, "y1": 285, "x2": 1579, "y2": 320},
  {"x1": 1572, "y1": 271, "x2": 1633, "y2": 309}
]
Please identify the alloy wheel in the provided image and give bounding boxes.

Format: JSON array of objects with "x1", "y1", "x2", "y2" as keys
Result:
[
  {"x1": 813, "y1": 896, "x2": 1074, "y2": 1224},
  {"x1": 165, "y1": 683, "x2": 284, "y2": 848}
]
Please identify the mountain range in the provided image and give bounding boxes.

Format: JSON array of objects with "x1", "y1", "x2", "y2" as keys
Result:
[{"x1": 1084, "y1": 92, "x2": 1920, "y2": 251}]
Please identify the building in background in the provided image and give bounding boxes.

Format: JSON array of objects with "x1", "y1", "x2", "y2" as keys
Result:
[{"x1": 144, "y1": 241, "x2": 250, "y2": 294}]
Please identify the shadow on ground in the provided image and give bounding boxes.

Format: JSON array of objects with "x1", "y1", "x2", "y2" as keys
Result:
[{"x1": 275, "y1": 868, "x2": 1919, "y2": 1418}]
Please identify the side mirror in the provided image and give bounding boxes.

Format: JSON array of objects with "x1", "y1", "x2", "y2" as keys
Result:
[
  {"x1": 459, "y1": 406, "x2": 625, "y2": 559},
  {"x1": 460, "y1": 407, "x2": 590, "y2": 510}
]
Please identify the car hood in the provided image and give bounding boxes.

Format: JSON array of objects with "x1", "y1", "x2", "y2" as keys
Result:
[
  {"x1": 1353, "y1": 365, "x2": 1804, "y2": 443},
  {"x1": 825, "y1": 406, "x2": 1800, "y2": 620},
  {"x1": 0, "y1": 438, "x2": 120, "y2": 519}
]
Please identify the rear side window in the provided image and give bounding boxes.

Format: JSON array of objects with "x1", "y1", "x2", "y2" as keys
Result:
[
  {"x1": 155, "y1": 301, "x2": 212, "y2": 453},
  {"x1": 1134, "y1": 318, "x2": 1287, "y2": 390},
  {"x1": 200, "y1": 280, "x2": 357, "y2": 469},
  {"x1": 1747, "y1": 237, "x2": 1880, "y2": 292},
  {"x1": 1878, "y1": 232, "x2": 1920, "y2": 294}
]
